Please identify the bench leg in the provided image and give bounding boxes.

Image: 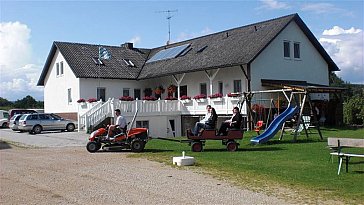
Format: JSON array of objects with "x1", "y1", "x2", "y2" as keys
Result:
[{"x1": 338, "y1": 157, "x2": 343, "y2": 175}]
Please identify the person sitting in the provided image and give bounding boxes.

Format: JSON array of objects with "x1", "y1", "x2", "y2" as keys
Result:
[
  {"x1": 217, "y1": 107, "x2": 242, "y2": 136},
  {"x1": 106, "y1": 109, "x2": 127, "y2": 140},
  {"x1": 192, "y1": 105, "x2": 216, "y2": 136}
]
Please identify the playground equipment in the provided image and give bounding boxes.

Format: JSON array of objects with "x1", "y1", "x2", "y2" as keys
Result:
[{"x1": 236, "y1": 89, "x2": 323, "y2": 144}]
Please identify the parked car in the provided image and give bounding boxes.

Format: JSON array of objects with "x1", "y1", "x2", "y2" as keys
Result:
[
  {"x1": 18, "y1": 113, "x2": 76, "y2": 134},
  {"x1": 8, "y1": 109, "x2": 37, "y2": 120},
  {"x1": 0, "y1": 110, "x2": 10, "y2": 128},
  {"x1": 9, "y1": 114, "x2": 23, "y2": 131}
]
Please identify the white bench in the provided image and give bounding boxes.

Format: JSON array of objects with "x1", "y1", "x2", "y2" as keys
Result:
[{"x1": 327, "y1": 138, "x2": 364, "y2": 175}]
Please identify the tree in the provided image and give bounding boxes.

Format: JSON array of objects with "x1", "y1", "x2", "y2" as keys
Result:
[
  {"x1": 13, "y1": 95, "x2": 42, "y2": 109},
  {"x1": 0, "y1": 97, "x2": 13, "y2": 107}
]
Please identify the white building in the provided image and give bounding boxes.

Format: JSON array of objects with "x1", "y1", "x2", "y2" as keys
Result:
[{"x1": 38, "y1": 13, "x2": 340, "y2": 137}]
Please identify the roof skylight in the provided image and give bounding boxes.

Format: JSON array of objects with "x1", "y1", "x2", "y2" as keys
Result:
[{"x1": 147, "y1": 44, "x2": 190, "y2": 63}]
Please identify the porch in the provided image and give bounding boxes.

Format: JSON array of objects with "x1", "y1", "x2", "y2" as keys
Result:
[{"x1": 77, "y1": 95, "x2": 246, "y2": 136}]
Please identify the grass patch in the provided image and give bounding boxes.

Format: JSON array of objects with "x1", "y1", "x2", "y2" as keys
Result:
[{"x1": 131, "y1": 127, "x2": 364, "y2": 204}]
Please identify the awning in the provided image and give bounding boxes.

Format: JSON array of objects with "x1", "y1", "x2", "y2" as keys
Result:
[{"x1": 261, "y1": 79, "x2": 346, "y2": 93}]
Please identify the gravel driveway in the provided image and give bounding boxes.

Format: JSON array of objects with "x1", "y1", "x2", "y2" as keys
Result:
[{"x1": 0, "y1": 129, "x2": 317, "y2": 204}]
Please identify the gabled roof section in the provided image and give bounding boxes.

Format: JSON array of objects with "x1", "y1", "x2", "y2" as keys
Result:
[
  {"x1": 37, "y1": 42, "x2": 149, "y2": 86},
  {"x1": 38, "y1": 14, "x2": 339, "y2": 85},
  {"x1": 138, "y1": 13, "x2": 339, "y2": 79}
]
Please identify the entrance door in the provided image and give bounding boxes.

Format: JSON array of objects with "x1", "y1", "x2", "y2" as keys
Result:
[{"x1": 166, "y1": 117, "x2": 176, "y2": 137}]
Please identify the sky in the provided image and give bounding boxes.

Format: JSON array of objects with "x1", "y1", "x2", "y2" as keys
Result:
[{"x1": 0, "y1": 0, "x2": 363, "y2": 101}]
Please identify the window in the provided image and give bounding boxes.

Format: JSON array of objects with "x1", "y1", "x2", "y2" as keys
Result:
[
  {"x1": 136, "y1": 120, "x2": 149, "y2": 129},
  {"x1": 146, "y1": 44, "x2": 190, "y2": 63},
  {"x1": 123, "y1": 59, "x2": 135, "y2": 67},
  {"x1": 123, "y1": 88, "x2": 130, "y2": 97},
  {"x1": 56, "y1": 63, "x2": 59, "y2": 76},
  {"x1": 294, "y1": 42, "x2": 300, "y2": 59},
  {"x1": 283, "y1": 41, "x2": 290, "y2": 58},
  {"x1": 200, "y1": 83, "x2": 207, "y2": 95},
  {"x1": 60, "y1": 61, "x2": 64, "y2": 75},
  {"x1": 92, "y1": 57, "x2": 104, "y2": 65},
  {"x1": 179, "y1": 85, "x2": 187, "y2": 97},
  {"x1": 218, "y1": 81, "x2": 223, "y2": 95},
  {"x1": 67, "y1": 88, "x2": 72, "y2": 103},
  {"x1": 233, "y1": 80, "x2": 241, "y2": 93},
  {"x1": 97, "y1": 87, "x2": 106, "y2": 102},
  {"x1": 134, "y1": 89, "x2": 141, "y2": 100}
]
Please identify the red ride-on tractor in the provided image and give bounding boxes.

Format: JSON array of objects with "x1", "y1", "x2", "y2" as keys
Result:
[
  {"x1": 86, "y1": 109, "x2": 148, "y2": 153},
  {"x1": 86, "y1": 126, "x2": 148, "y2": 153}
]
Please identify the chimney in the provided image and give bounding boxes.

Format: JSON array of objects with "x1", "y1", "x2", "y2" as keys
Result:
[{"x1": 121, "y1": 42, "x2": 133, "y2": 49}]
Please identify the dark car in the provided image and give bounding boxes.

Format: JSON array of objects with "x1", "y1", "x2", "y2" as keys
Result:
[{"x1": 18, "y1": 113, "x2": 76, "y2": 134}]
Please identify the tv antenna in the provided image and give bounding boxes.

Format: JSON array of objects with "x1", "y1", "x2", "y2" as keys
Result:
[{"x1": 156, "y1": 9, "x2": 178, "y2": 44}]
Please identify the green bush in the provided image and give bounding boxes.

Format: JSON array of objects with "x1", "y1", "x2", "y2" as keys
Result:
[{"x1": 343, "y1": 96, "x2": 364, "y2": 125}]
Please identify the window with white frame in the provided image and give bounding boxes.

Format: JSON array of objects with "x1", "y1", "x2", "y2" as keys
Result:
[
  {"x1": 294, "y1": 42, "x2": 300, "y2": 59},
  {"x1": 283, "y1": 41, "x2": 290, "y2": 58},
  {"x1": 123, "y1": 88, "x2": 130, "y2": 97},
  {"x1": 233, "y1": 80, "x2": 241, "y2": 93},
  {"x1": 200, "y1": 83, "x2": 207, "y2": 95},
  {"x1": 136, "y1": 120, "x2": 149, "y2": 129},
  {"x1": 218, "y1": 81, "x2": 223, "y2": 95},
  {"x1": 60, "y1": 61, "x2": 64, "y2": 75},
  {"x1": 97, "y1": 87, "x2": 106, "y2": 102},
  {"x1": 56, "y1": 63, "x2": 59, "y2": 76},
  {"x1": 67, "y1": 88, "x2": 72, "y2": 103}
]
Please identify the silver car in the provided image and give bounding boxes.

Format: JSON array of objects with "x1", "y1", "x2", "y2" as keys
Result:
[
  {"x1": 18, "y1": 113, "x2": 76, "y2": 134},
  {"x1": 9, "y1": 114, "x2": 23, "y2": 131}
]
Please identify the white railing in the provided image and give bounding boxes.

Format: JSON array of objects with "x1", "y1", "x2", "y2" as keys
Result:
[
  {"x1": 78, "y1": 98, "x2": 113, "y2": 132},
  {"x1": 78, "y1": 96, "x2": 246, "y2": 132}
]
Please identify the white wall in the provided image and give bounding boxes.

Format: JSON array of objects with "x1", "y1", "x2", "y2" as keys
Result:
[
  {"x1": 43, "y1": 50, "x2": 80, "y2": 113},
  {"x1": 251, "y1": 21, "x2": 329, "y2": 91},
  {"x1": 140, "y1": 66, "x2": 247, "y2": 99}
]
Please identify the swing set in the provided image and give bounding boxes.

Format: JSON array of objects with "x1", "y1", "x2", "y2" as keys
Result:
[{"x1": 237, "y1": 89, "x2": 323, "y2": 143}]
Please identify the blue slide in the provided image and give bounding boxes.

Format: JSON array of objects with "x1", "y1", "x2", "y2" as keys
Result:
[{"x1": 250, "y1": 106, "x2": 299, "y2": 144}]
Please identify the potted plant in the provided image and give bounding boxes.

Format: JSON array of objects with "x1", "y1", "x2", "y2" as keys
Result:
[
  {"x1": 143, "y1": 96, "x2": 157, "y2": 101},
  {"x1": 165, "y1": 96, "x2": 177, "y2": 101},
  {"x1": 119, "y1": 96, "x2": 134, "y2": 101},
  {"x1": 167, "y1": 84, "x2": 177, "y2": 97},
  {"x1": 193, "y1": 94, "x2": 207, "y2": 103},
  {"x1": 87, "y1": 98, "x2": 97, "y2": 103},
  {"x1": 209, "y1": 93, "x2": 223, "y2": 101},
  {"x1": 154, "y1": 85, "x2": 165, "y2": 99},
  {"x1": 180, "y1": 95, "x2": 191, "y2": 104},
  {"x1": 77, "y1": 98, "x2": 86, "y2": 103}
]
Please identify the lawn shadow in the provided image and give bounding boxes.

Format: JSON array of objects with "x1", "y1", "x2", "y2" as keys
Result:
[
  {"x1": 0, "y1": 140, "x2": 12, "y2": 150},
  {"x1": 94, "y1": 148, "x2": 174, "y2": 153},
  {"x1": 264, "y1": 138, "x2": 324, "y2": 145}
]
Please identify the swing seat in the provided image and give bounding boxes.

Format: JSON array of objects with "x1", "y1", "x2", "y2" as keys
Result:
[{"x1": 254, "y1": 120, "x2": 264, "y2": 134}]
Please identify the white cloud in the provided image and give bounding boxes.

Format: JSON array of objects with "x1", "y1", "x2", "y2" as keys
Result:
[
  {"x1": 0, "y1": 22, "x2": 43, "y2": 101},
  {"x1": 128, "y1": 35, "x2": 141, "y2": 45},
  {"x1": 258, "y1": 0, "x2": 290, "y2": 10},
  {"x1": 301, "y1": 3, "x2": 345, "y2": 14},
  {"x1": 322, "y1": 26, "x2": 362, "y2": 36},
  {"x1": 176, "y1": 27, "x2": 213, "y2": 42},
  {"x1": 319, "y1": 26, "x2": 364, "y2": 84}
]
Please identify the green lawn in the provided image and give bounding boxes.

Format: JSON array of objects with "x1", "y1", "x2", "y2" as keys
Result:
[{"x1": 132, "y1": 127, "x2": 364, "y2": 204}]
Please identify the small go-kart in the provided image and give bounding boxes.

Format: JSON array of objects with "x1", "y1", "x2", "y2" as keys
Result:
[{"x1": 86, "y1": 126, "x2": 148, "y2": 153}]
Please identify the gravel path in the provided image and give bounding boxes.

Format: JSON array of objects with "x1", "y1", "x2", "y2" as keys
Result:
[{"x1": 1, "y1": 143, "x2": 288, "y2": 205}]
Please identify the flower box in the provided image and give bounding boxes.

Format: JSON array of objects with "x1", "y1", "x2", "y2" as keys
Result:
[
  {"x1": 196, "y1": 98, "x2": 207, "y2": 103},
  {"x1": 211, "y1": 97, "x2": 223, "y2": 102},
  {"x1": 181, "y1": 99, "x2": 191, "y2": 104},
  {"x1": 119, "y1": 96, "x2": 134, "y2": 101}
]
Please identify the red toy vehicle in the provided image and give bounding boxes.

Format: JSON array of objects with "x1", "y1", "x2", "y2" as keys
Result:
[
  {"x1": 186, "y1": 129, "x2": 244, "y2": 152},
  {"x1": 86, "y1": 126, "x2": 148, "y2": 153}
]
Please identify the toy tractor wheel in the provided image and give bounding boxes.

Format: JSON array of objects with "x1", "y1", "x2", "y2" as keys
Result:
[
  {"x1": 86, "y1": 141, "x2": 101, "y2": 153},
  {"x1": 226, "y1": 141, "x2": 238, "y2": 152},
  {"x1": 131, "y1": 139, "x2": 145, "y2": 152},
  {"x1": 191, "y1": 142, "x2": 203, "y2": 152}
]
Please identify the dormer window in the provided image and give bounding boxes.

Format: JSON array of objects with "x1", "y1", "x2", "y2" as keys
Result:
[
  {"x1": 92, "y1": 57, "x2": 104, "y2": 65},
  {"x1": 123, "y1": 59, "x2": 135, "y2": 67}
]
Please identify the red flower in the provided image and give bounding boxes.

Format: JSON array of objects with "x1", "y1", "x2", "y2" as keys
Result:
[
  {"x1": 77, "y1": 98, "x2": 86, "y2": 103},
  {"x1": 193, "y1": 94, "x2": 207, "y2": 99},
  {"x1": 227, "y1": 92, "x2": 240, "y2": 97},
  {"x1": 180, "y1": 95, "x2": 191, "y2": 100},
  {"x1": 143, "y1": 96, "x2": 157, "y2": 101},
  {"x1": 208, "y1": 93, "x2": 223, "y2": 98},
  {"x1": 119, "y1": 96, "x2": 134, "y2": 101},
  {"x1": 87, "y1": 98, "x2": 97, "y2": 103}
]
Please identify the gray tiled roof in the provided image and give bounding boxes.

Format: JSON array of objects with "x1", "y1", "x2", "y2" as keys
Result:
[{"x1": 38, "y1": 13, "x2": 339, "y2": 86}]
